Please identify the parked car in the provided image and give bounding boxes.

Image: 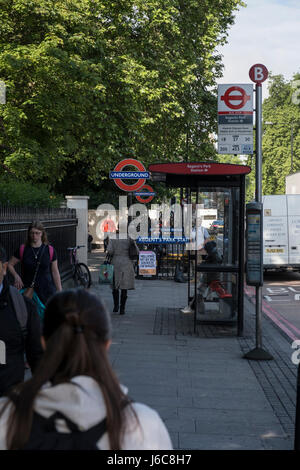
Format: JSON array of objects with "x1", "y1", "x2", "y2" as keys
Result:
[{"x1": 209, "y1": 220, "x2": 224, "y2": 233}]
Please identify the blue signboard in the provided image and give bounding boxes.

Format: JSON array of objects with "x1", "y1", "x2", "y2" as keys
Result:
[
  {"x1": 110, "y1": 171, "x2": 149, "y2": 179},
  {"x1": 134, "y1": 192, "x2": 156, "y2": 197},
  {"x1": 137, "y1": 237, "x2": 190, "y2": 244}
]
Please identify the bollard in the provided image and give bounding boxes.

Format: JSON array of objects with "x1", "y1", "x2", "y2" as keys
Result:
[{"x1": 294, "y1": 362, "x2": 300, "y2": 450}]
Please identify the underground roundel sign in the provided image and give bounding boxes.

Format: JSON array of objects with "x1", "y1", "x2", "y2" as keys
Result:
[
  {"x1": 134, "y1": 184, "x2": 155, "y2": 204},
  {"x1": 110, "y1": 158, "x2": 149, "y2": 192},
  {"x1": 220, "y1": 86, "x2": 251, "y2": 110},
  {"x1": 218, "y1": 83, "x2": 253, "y2": 117},
  {"x1": 110, "y1": 158, "x2": 155, "y2": 203}
]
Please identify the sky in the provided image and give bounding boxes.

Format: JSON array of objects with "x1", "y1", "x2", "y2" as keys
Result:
[{"x1": 217, "y1": 0, "x2": 300, "y2": 100}]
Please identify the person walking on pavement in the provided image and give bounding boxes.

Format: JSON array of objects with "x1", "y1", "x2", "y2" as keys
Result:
[
  {"x1": 102, "y1": 217, "x2": 116, "y2": 253},
  {"x1": 107, "y1": 233, "x2": 139, "y2": 315},
  {"x1": 8, "y1": 220, "x2": 62, "y2": 307},
  {"x1": 0, "y1": 245, "x2": 43, "y2": 397},
  {"x1": 0, "y1": 288, "x2": 173, "y2": 450}
]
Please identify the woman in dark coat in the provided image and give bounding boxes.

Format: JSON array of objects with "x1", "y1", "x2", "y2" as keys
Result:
[{"x1": 107, "y1": 236, "x2": 139, "y2": 315}]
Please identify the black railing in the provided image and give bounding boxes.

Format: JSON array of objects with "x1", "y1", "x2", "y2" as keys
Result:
[{"x1": 0, "y1": 206, "x2": 77, "y2": 279}]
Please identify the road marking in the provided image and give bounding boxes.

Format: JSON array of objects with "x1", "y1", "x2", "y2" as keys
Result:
[
  {"x1": 262, "y1": 302, "x2": 300, "y2": 341},
  {"x1": 263, "y1": 296, "x2": 289, "y2": 302},
  {"x1": 244, "y1": 284, "x2": 300, "y2": 341}
]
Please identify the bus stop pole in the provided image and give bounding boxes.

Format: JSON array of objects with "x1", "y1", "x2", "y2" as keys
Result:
[
  {"x1": 255, "y1": 84, "x2": 264, "y2": 350},
  {"x1": 244, "y1": 84, "x2": 273, "y2": 361},
  {"x1": 194, "y1": 187, "x2": 199, "y2": 333}
]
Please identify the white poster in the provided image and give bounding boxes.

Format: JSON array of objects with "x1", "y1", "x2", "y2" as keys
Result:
[{"x1": 139, "y1": 251, "x2": 157, "y2": 276}]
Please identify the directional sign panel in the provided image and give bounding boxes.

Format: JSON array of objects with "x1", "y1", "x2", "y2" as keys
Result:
[{"x1": 218, "y1": 84, "x2": 253, "y2": 155}]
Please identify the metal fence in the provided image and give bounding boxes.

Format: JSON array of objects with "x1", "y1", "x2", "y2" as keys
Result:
[{"x1": 0, "y1": 206, "x2": 77, "y2": 280}]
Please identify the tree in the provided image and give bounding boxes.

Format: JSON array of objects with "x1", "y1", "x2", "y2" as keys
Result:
[
  {"x1": 262, "y1": 73, "x2": 300, "y2": 195},
  {"x1": 0, "y1": 0, "x2": 244, "y2": 194},
  {"x1": 216, "y1": 154, "x2": 255, "y2": 202}
]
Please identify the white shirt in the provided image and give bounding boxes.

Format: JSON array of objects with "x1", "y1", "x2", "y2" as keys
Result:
[
  {"x1": 191, "y1": 226, "x2": 210, "y2": 250},
  {"x1": 0, "y1": 375, "x2": 173, "y2": 450}
]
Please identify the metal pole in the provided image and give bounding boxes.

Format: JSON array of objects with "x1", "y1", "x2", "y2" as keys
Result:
[
  {"x1": 193, "y1": 187, "x2": 199, "y2": 333},
  {"x1": 238, "y1": 176, "x2": 245, "y2": 337},
  {"x1": 128, "y1": 192, "x2": 133, "y2": 229},
  {"x1": 255, "y1": 287, "x2": 262, "y2": 348},
  {"x1": 291, "y1": 123, "x2": 294, "y2": 174},
  {"x1": 244, "y1": 84, "x2": 273, "y2": 361},
  {"x1": 256, "y1": 85, "x2": 262, "y2": 203},
  {"x1": 256, "y1": 84, "x2": 263, "y2": 349},
  {"x1": 187, "y1": 187, "x2": 191, "y2": 303}
]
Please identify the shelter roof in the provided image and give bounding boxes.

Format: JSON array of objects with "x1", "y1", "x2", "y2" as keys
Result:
[{"x1": 149, "y1": 161, "x2": 251, "y2": 177}]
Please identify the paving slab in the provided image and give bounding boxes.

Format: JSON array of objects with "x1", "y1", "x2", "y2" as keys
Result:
[{"x1": 88, "y1": 249, "x2": 296, "y2": 450}]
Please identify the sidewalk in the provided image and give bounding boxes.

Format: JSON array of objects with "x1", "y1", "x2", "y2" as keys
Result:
[{"x1": 88, "y1": 249, "x2": 296, "y2": 450}]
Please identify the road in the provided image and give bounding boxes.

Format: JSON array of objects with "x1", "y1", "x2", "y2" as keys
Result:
[{"x1": 245, "y1": 271, "x2": 300, "y2": 342}]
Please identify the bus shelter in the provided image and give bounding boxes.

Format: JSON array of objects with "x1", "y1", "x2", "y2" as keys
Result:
[{"x1": 148, "y1": 161, "x2": 251, "y2": 336}]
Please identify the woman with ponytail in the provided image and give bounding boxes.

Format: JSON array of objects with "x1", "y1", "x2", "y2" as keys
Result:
[{"x1": 0, "y1": 288, "x2": 172, "y2": 450}]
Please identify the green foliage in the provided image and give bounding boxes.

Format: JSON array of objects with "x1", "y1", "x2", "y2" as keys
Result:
[
  {"x1": 216, "y1": 154, "x2": 246, "y2": 165},
  {"x1": 244, "y1": 154, "x2": 255, "y2": 202},
  {"x1": 215, "y1": 153, "x2": 255, "y2": 202},
  {"x1": 262, "y1": 73, "x2": 300, "y2": 195},
  {"x1": 55, "y1": 173, "x2": 174, "y2": 209},
  {"x1": 0, "y1": 0, "x2": 244, "y2": 196},
  {"x1": 0, "y1": 176, "x2": 63, "y2": 207}
]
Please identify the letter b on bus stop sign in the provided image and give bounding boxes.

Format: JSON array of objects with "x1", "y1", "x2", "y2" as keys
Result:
[{"x1": 249, "y1": 64, "x2": 268, "y2": 85}]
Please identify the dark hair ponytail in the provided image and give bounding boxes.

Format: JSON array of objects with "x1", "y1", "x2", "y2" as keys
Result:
[{"x1": 3, "y1": 289, "x2": 136, "y2": 450}]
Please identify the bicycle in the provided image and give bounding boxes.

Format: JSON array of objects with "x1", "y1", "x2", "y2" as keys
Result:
[{"x1": 67, "y1": 245, "x2": 92, "y2": 289}]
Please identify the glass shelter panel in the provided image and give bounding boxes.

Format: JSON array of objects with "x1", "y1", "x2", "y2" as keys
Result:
[
  {"x1": 189, "y1": 186, "x2": 241, "y2": 324},
  {"x1": 194, "y1": 273, "x2": 238, "y2": 322},
  {"x1": 148, "y1": 161, "x2": 249, "y2": 335}
]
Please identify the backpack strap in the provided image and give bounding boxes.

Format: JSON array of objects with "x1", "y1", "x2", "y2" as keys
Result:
[
  {"x1": 20, "y1": 244, "x2": 54, "y2": 262},
  {"x1": 19, "y1": 244, "x2": 25, "y2": 261},
  {"x1": 9, "y1": 286, "x2": 28, "y2": 339},
  {"x1": 48, "y1": 245, "x2": 54, "y2": 262},
  {"x1": 23, "y1": 411, "x2": 108, "y2": 450}
]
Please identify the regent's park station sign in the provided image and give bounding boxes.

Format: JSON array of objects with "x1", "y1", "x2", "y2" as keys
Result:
[{"x1": 109, "y1": 158, "x2": 189, "y2": 244}]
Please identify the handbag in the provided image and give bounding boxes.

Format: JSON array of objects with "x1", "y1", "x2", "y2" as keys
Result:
[
  {"x1": 128, "y1": 239, "x2": 139, "y2": 260},
  {"x1": 23, "y1": 286, "x2": 34, "y2": 299},
  {"x1": 98, "y1": 255, "x2": 114, "y2": 284},
  {"x1": 20, "y1": 288, "x2": 45, "y2": 321},
  {"x1": 23, "y1": 245, "x2": 46, "y2": 299}
]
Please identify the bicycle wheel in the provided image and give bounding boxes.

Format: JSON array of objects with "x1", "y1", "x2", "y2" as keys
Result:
[{"x1": 74, "y1": 263, "x2": 92, "y2": 288}]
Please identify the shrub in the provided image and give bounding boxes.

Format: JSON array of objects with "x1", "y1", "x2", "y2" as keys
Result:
[{"x1": 0, "y1": 177, "x2": 63, "y2": 208}]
